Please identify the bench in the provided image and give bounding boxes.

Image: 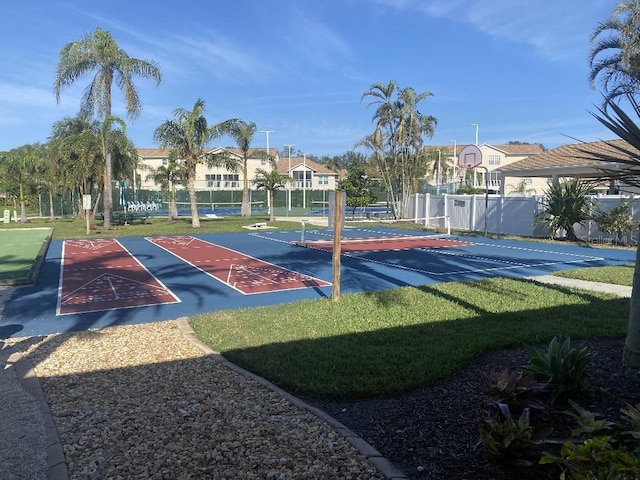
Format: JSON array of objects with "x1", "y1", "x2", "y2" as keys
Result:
[
  {"x1": 97, "y1": 211, "x2": 149, "y2": 225},
  {"x1": 113, "y1": 211, "x2": 149, "y2": 225}
]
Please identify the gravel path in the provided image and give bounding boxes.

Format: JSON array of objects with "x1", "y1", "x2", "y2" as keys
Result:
[{"x1": 3, "y1": 319, "x2": 392, "y2": 479}]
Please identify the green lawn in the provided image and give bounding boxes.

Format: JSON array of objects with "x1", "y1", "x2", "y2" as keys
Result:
[
  {"x1": 190, "y1": 277, "x2": 629, "y2": 399},
  {"x1": 0, "y1": 215, "x2": 305, "y2": 239},
  {"x1": 552, "y1": 263, "x2": 635, "y2": 286}
]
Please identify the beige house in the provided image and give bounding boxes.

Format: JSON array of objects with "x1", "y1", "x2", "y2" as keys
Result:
[
  {"x1": 136, "y1": 147, "x2": 340, "y2": 192},
  {"x1": 427, "y1": 143, "x2": 545, "y2": 194}
]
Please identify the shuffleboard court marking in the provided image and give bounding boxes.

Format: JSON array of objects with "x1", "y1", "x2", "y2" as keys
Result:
[
  {"x1": 253, "y1": 230, "x2": 606, "y2": 278},
  {"x1": 300, "y1": 235, "x2": 472, "y2": 252},
  {"x1": 57, "y1": 239, "x2": 180, "y2": 316},
  {"x1": 146, "y1": 236, "x2": 331, "y2": 294}
]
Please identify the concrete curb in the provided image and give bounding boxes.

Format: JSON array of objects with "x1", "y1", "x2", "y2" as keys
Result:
[
  {"x1": 5, "y1": 347, "x2": 69, "y2": 480},
  {"x1": 174, "y1": 317, "x2": 409, "y2": 480},
  {"x1": 525, "y1": 275, "x2": 633, "y2": 297}
]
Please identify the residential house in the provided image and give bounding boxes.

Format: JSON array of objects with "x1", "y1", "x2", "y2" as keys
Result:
[
  {"x1": 426, "y1": 143, "x2": 545, "y2": 194},
  {"x1": 136, "y1": 147, "x2": 340, "y2": 194}
]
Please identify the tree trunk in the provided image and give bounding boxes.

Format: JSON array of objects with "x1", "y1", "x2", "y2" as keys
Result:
[
  {"x1": 269, "y1": 191, "x2": 274, "y2": 222},
  {"x1": 168, "y1": 184, "x2": 178, "y2": 222},
  {"x1": 19, "y1": 184, "x2": 28, "y2": 222},
  {"x1": 49, "y1": 191, "x2": 55, "y2": 220},
  {"x1": 623, "y1": 235, "x2": 640, "y2": 366},
  {"x1": 241, "y1": 160, "x2": 250, "y2": 217},
  {"x1": 103, "y1": 153, "x2": 112, "y2": 228},
  {"x1": 187, "y1": 161, "x2": 200, "y2": 228}
]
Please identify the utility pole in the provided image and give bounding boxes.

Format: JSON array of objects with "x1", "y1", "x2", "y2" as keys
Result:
[{"x1": 284, "y1": 144, "x2": 295, "y2": 213}]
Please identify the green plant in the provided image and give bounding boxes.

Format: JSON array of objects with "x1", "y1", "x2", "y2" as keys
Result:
[
  {"x1": 478, "y1": 403, "x2": 552, "y2": 466},
  {"x1": 540, "y1": 436, "x2": 640, "y2": 480},
  {"x1": 535, "y1": 178, "x2": 593, "y2": 241},
  {"x1": 592, "y1": 200, "x2": 638, "y2": 245},
  {"x1": 479, "y1": 369, "x2": 549, "y2": 413},
  {"x1": 521, "y1": 337, "x2": 591, "y2": 403},
  {"x1": 566, "y1": 400, "x2": 616, "y2": 437},
  {"x1": 620, "y1": 403, "x2": 640, "y2": 440}
]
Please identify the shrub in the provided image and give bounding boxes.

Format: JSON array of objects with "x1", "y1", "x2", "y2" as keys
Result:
[
  {"x1": 521, "y1": 337, "x2": 591, "y2": 403},
  {"x1": 540, "y1": 402, "x2": 640, "y2": 479},
  {"x1": 478, "y1": 403, "x2": 552, "y2": 466},
  {"x1": 592, "y1": 200, "x2": 638, "y2": 245},
  {"x1": 478, "y1": 369, "x2": 549, "y2": 414}
]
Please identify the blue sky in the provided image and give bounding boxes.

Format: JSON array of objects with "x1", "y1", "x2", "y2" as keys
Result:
[{"x1": 0, "y1": 1, "x2": 619, "y2": 157}]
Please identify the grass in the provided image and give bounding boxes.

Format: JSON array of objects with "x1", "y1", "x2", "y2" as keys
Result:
[
  {"x1": 552, "y1": 264, "x2": 635, "y2": 286},
  {"x1": 0, "y1": 215, "x2": 305, "y2": 239},
  {"x1": 190, "y1": 277, "x2": 629, "y2": 399}
]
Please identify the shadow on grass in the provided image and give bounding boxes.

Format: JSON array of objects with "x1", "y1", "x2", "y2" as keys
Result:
[{"x1": 194, "y1": 280, "x2": 630, "y2": 400}]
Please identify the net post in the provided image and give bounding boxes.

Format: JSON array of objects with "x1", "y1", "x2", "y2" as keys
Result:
[
  {"x1": 332, "y1": 190, "x2": 344, "y2": 302},
  {"x1": 300, "y1": 220, "x2": 306, "y2": 245}
]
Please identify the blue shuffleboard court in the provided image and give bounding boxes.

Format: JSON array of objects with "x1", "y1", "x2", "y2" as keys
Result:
[{"x1": 0, "y1": 225, "x2": 634, "y2": 338}]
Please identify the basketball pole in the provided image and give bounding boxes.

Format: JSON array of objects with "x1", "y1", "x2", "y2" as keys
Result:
[{"x1": 332, "y1": 190, "x2": 343, "y2": 301}]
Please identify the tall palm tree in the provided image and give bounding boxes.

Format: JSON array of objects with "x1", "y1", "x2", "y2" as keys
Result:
[
  {"x1": 226, "y1": 120, "x2": 258, "y2": 217},
  {"x1": 590, "y1": 1, "x2": 640, "y2": 105},
  {"x1": 582, "y1": 94, "x2": 640, "y2": 366},
  {"x1": 154, "y1": 99, "x2": 234, "y2": 228},
  {"x1": 54, "y1": 27, "x2": 162, "y2": 228},
  {"x1": 360, "y1": 81, "x2": 436, "y2": 218}
]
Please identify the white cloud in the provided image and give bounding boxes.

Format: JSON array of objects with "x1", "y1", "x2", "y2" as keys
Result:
[{"x1": 372, "y1": 0, "x2": 611, "y2": 63}]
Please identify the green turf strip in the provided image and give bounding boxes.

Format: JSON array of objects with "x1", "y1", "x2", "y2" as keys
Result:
[{"x1": 0, "y1": 228, "x2": 52, "y2": 282}]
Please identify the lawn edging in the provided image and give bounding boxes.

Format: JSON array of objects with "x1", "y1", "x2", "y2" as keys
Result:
[{"x1": 174, "y1": 317, "x2": 409, "y2": 480}]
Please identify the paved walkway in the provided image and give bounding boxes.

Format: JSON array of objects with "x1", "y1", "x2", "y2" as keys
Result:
[{"x1": 0, "y1": 276, "x2": 633, "y2": 480}]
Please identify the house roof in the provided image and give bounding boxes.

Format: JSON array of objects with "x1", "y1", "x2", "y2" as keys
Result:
[
  {"x1": 496, "y1": 139, "x2": 640, "y2": 177},
  {"x1": 276, "y1": 157, "x2": 340, "y2": 176},
  {"x1": 427, "y1": 143, "x2": 544, "y2": 156},
  {"x1": 137, "y1": 147, "x2": 278, "y2": 159}
]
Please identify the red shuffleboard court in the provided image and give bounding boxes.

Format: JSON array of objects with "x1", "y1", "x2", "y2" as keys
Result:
[
  {"x1": 147, "y1": 236, "x2": 331, "y2": 294},
  {"x1": 302, "y1": 235, "x2": 473, "y2": 252},
  {"x1": 57, "y1": 239, "x2": 180, "y2": 316}
]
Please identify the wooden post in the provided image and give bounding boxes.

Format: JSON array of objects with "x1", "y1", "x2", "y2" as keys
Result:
[{"x1": 332, "y1": 190, "x2": 343, "y2": 301}]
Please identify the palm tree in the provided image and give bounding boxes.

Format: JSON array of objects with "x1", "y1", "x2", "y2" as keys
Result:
[
  {"x1": 226, "y1": 120, "x2": 258, "y2": 217},
  {"x1": 582, "y1": 94, "x2": 640, "y2": 366},
  {"x1": 54, "y1": 27, "x2": 162, "y2": 228},
  {"x1": 4, "y1": 144, "x2": 42, "y2": 222},
  {"x1": 253, "y1": 168, "x2": 291, "y2": 222},
  {"x1": 360, "y1": 81, "x2": 436, "y2": 218},
  {"x1": 154, "y1": 99, "x2": 234, "y2": 228},
  {"x1": 146, "y1": 156, "x2": 186, "y2": 221},
  {"x1": 507, "y1": 179, "x2": 536, "y2": 196},
  {"x1": 589, "y1": 1, "x2": 640, "y2": 105},
  {"x1": 535, "y1": 178, "x2": 593, "y2": 241}
]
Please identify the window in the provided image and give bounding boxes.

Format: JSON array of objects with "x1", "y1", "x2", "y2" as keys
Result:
[
  {"x1": 318, "y1": 175, "x2": 329, "y2": 185},
  {"x1": 162, "y1": 158, "x2": 168, "y2": 166},
  {"x1": 523, "y1": 177, "x2": 532, "y2": 184},
  {"x1": 292, "y1": 171, "x2": 311, "y2": 188},
  {"x1": 488, "y1": 155, "x2": 501, "y2": 166},
  {"x1": 205, "y1": 174, "x2": 238, "y2": 188}
]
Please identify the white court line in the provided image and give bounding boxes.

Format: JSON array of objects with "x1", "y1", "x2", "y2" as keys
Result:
[{"x1": 252, "y1": 231, "x2": 605, "y2": 278}]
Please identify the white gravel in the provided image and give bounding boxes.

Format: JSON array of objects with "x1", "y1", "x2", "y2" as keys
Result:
[{"x1": 4, "y1": 320, "x2": 387, "y2": 479}]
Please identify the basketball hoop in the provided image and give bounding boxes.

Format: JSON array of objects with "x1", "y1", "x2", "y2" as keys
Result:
[{"x1": 457, "y1": 144, "x2": 483, "y2": 169}]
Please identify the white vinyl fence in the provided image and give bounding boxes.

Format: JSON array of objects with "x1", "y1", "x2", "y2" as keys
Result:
[{"x1": 409, "y1": 194, "x2": 640, "y2": 244}]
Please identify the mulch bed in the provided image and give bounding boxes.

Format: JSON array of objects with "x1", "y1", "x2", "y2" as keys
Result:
[{"x1": 305, "y1": 337, "x2": 640, "y2": 479}]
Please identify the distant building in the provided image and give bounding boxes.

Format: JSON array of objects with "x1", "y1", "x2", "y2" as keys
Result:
[
  {"x1": 426, "y1": 143, "x2": 545, "y2": 194},
  {"x1": 136, "y1": 148, "x2": 340, "y2": 192}
]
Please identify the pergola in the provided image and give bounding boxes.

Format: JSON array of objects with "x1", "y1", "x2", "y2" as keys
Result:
[{"x1": 495, "y1": 139, "x2": 640, "y2": 195}]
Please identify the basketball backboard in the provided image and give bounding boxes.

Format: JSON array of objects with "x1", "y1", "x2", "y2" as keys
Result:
[{"x1": 458, "y1": 145, "x2": 483, "y2": 169}]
